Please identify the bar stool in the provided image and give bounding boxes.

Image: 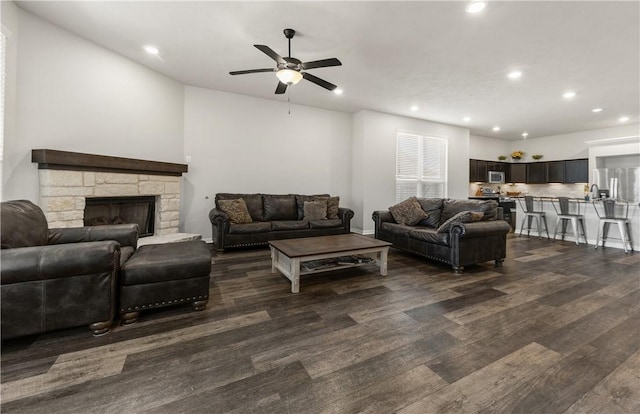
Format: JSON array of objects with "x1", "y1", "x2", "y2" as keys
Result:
[
  {"x1": 593, "y1": 199, "x2": 634, "y2": 253},
  {"x1": 551, "y1": 197, "x2": 587, "y2": 245},
  {"x1": 518, "y1": 196, "x2": 550, "y2": 239}
]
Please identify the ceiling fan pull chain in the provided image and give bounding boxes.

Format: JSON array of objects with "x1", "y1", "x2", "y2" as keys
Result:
[{"x1": 288, "y1": 92, "x2": 291, "y2": 115}]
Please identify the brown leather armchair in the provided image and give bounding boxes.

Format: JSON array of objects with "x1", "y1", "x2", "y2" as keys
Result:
[{"x1": 1, "y1": 200, "x2": 138, "y2": 339}]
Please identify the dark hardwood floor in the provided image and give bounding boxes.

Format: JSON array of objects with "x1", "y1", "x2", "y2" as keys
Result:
[{"x1": 2, "y1": 235, "x2": 639, "y2": 413}]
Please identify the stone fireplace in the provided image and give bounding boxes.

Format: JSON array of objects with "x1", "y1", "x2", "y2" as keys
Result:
[{"x1": 32, "y1": 150, "x2": 188, "y2": 238}]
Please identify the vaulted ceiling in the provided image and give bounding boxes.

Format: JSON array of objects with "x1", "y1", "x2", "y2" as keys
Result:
[{"x1": 15, "y1": 1, "x2": 640, "y2": 140}]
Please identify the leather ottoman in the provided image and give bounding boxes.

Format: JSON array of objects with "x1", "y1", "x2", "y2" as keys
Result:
[{"x1": 119, "y1": 240, "x2": 212, "y2": 324}]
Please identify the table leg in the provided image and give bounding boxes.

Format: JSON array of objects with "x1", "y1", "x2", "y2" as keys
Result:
[
  {"x1": 291, "y1": 258, "x2": 300, "y2": 293},
  {"x1": 380, "y1": 247, "x2": 389, "y2": 276},
  {"x1": 270, "y1": 247, "x2": 277, "y2": 273}
]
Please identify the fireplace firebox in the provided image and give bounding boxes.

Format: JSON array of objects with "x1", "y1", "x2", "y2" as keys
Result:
[{"x1": 84, "y1": 196, "x2": 155, "y2": 237}]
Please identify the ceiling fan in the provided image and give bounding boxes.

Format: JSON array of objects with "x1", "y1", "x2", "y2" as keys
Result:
[{"x1": 229, "y1": 28, "x2": 342, "y2": 95}]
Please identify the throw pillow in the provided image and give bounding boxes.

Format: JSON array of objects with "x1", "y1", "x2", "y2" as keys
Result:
[
  {"x1": 389, "y1": 197, "x2": 429, "y2": 225},
  {"x1": 326, "y1": 196, "x2": 340, "y2": 219},
  {"x1": 436, "y1": 211, "x2": 484, "y2": 233},
  {"x1": 217, "y1": 198, "x2": 253, "y2": 224},
  {"x1": 303, "y1": 201, "x2": 327, "y2": 221}
]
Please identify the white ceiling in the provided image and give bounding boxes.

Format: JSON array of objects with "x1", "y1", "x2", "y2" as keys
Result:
[{"x1": 15, "y1": 1, "x2": 640, "y2": 140}]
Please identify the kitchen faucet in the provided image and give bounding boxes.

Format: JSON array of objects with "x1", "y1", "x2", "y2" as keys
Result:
[{"x1": 590, "y1": 184, "x2": 600, "y2": 199}]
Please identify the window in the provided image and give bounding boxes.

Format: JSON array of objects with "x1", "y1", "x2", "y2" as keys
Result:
[{"x1": 395, "y1": 131, "x2": 447, "y2": 202}]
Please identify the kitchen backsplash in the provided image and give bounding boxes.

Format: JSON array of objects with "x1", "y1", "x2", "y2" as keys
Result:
[{"x1": 469, "y1": 183, "x2": 587, "y2": 198}]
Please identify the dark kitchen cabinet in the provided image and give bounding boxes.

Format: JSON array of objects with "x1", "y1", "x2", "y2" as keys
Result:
[
  {"x1": 469, "y1": 159, "x2": 489, "y2": 182},
  {"x1": 564, "y1": 159, "x2": 589, "y2": 183},
  {"x1": 527, "y1": 163, "x2": 546, "y2": 183},
  {"x1": 546, "y1": 161, "x2": 565, "y2": 183},
  {"x1": 509, "y1": 163, "x2": 527, "y2": 183}
]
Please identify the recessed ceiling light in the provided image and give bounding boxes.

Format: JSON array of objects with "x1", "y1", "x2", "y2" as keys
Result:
[
  {"x1": 492, "y1": 126, "x2": 501, "y2": 132},
  {"x1": 507, "y1": 71, "x2": 522, "y2": 79},
  {"x1": 591, "y1": 108, "x2": 604, "y2": 113},
  {"x1": 466, "y1": 1, "x2": 487, "y2": 13},
  {"x1": 410, "y1": 106, "x2": 419, "y2": 112},
  {"x1": 463, "y1": 117, "x2": 471, "y2": 122},
  {"x1": 522, "y1": 132, "x2": 529, "y2": 138},
  {"x1": 619, "y1": 116, "x2": 630, "y2": 122},
  {"x1": 143, "y1": 45, "x2": 159, "y2": 55},
  {"x1": 562, "y1": 91, "x2": 576, "y2": 99},
  {"x1": 333, "y1": 88, "x2": 343, "y2": 95}
]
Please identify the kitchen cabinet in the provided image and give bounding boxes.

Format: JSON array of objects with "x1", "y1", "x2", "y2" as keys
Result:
[
  {"x1": 469, "y1": 159, "x2": 489, "y2": 182},
  {"x1": 564, "y1": 159, "x2": 588, "y2": 183},
  {"x1": 546, "y1": 161, "x2": 565, "y2": 183},
  {"x1": 509, "y1": 163, "x2": 527, "y2": 183},
  {"x1": 527, "y1": 163, "x2": 546, "y2": 183}
]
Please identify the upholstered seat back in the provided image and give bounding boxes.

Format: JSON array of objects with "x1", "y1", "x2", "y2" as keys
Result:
[{"x1": 1, "y1": 200, "x2": 49, "y2": 249}]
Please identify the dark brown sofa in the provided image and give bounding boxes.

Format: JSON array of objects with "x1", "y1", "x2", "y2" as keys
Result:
[
  {"x1": 209, "y1": 193, "x2": 354, "y2": 251},
  {"x1": 1, "y1": 200, "x2": 138, "y2": 339},
  {"x1": 372, "y1": 198, "x2": 510, "y2": 273}
]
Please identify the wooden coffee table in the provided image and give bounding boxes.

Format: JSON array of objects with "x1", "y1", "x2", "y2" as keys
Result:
[{"x1": 269, "y1": 234, "x2": 391, "y2": 293}]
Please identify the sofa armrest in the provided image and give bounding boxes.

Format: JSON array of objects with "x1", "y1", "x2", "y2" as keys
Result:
[
  {"x1": 338, "y1": 207, "x2": 354, "y2": 232},
  {"x1": 450, "y1": 220, "x2": 511, "y2": 238},
  {"x1": 372, "y1": 210, "x2": 395, "y2": 238},
  {"x1": 1, "y1": 241, "x2": 120, "y2": 285},
  {"x1": 48, "y1": 224, "x2": 139, "y2": 249},
  {"x1": 209, "y1": 208, "x2": 230, "y2": 251}
]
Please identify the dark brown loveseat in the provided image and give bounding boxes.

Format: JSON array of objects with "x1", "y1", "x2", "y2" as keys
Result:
[
  {"x1": 372, "y1": 198, "x2": 510, "y2": 273},
  {"x1": 209, "y1": 193, "x2": 354, "y2": 251}
]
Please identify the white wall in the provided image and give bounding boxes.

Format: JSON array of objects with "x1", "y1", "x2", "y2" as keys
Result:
[
  {"x1": 351, "y1": 110, "x2": 470, "y2": 234},
  {"x1": 2, "y1": 7, "x2": 185, "y2": 203},
  {"x1": 506, "y1": 124, "x2": 640, "y2": 162},
  {"x1": 182, "y1": 86, "x2": 353, "y2": 238},
  {"x1": 469, "y1": 134, "x2": 511, "y2": 161}
]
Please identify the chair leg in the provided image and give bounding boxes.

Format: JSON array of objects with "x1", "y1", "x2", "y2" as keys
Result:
[
  {"x1": 626, "y1": 222, "x2": 634, "y2": 252},
  {"x1": 542, "y1": 216, "x2": 550, "y2": 239},
  {"x1": 579, "y1": 218, "x2": 588, "y2": 245},
  {"x1": 595, "y1": 221, "x2": 603, "y2": 249},
  {"x1": 519, "y1": 216, "x2": 527, "y2": 237},
  {"x1": 571, "y1": 218, "x2": 579, "y2": 245},
  {"x1": 553, "y1": 217, "x2": 561, "y2": 241},
  {"x1": 618, "y1": 221, "x2": 629, "y2": 254}
]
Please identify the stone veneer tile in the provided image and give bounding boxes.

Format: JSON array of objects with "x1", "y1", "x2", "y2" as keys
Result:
[
  {"x1": 94, "y1": 184, "x2": 138, "y2": 196},
  {"x1": 46, "y1": 210, "x2": 84, "y2": 221},
  {"x1": 39, "y1": 170, "x2": 83, "y2": 187},
  {"x1": 95, "y1": 173, "x2": 139, "y2": 184},
  {"x1": 160, "y1": 198, "x2": 181, "y2": 211},
  {"x1": 139, "y1": 181, "x2": 165, "y2": 195},
  {"x1": 164, "y1": 182, "x2": 180, "y2": 194},
  {"x1": 41, "y1": 197, "x2": 80, "y2": 212},
  {"x1": 83, "y1": 172, "x2": 95, "y2": 187},
  {"x1": 40, "y1": 186, "x2": 94, "y2": 197},
  {"x1": 160, "y1": 211, "x2": 180, "y2": 221}
]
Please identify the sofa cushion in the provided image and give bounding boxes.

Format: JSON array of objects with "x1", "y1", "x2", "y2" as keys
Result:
[
  {"x1": 380, "y1": 222, "x2": 415, "y2": 237},
  {"x1": 304, "y1": 201, "x2": 327, "y2": 221},
  {"x1": 389, "y1": 197, "x2": 429, "y2": 225},
  {"x1": 1, "y1": 200, "x2": 49, "y2": 249},
  {"x1": 228, "y1": 222, "x2": 272, "y2": 234},
  {"x1": 408, "y1": 228, "x2": 450, "y2": 246},
  {"x1": 309, "y1": 219, "x2": 343, "y2": 229},
  {"x1": 326, "y1": 196, "x2": 340, "y2": 219},
  {"x1": 263, "y1": 194, "x2": 298, "y2": 221},
  {"x1": 217, "y1": 199, "x2": 253, "y2": 224},
  {"x1": 437, "y1": 211, "x2": 485, "y2": 233},
  {"x1": 295, "y1": 194, "x2": 330, "y2": 219},
  {"x1": 271, "y1": 220, "x2": 310, "y2": 231},
  {"x1": 216, "y1": 193, "x2": 264, "y2": 221},
  {"x1": 416, "y1": 198, "x2": 444, "y2": 228},
  {"x1": 441, "y1": 199, "x2": 498, "y2": 223}
]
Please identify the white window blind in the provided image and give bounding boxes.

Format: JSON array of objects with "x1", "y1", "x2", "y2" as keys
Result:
[{"x1": 396, "y1": 132, "x2": 447, "y2": 202}]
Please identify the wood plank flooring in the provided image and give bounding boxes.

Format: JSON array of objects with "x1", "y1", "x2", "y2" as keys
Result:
[{"x1": 1, "y1": 235, "x2": 639, "y2": 413}]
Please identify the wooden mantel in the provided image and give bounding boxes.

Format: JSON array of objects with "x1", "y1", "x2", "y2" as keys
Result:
[{"x1": 32, "y1": 149, "x2": 188, "y2": 176}]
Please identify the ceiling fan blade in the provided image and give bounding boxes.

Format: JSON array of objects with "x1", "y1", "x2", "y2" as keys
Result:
[
  {"x1": 275, "y1": 81, "x2": 288, "y2": 94},
  {"x1": 254, "y1": 45, "x2": 286, "y2": 64},
  {"x1": 302, "y1": 72, "x2": 337, "y2": 91},
  {"x1": 229, "y1": 68, "x2": 276, "y2": 75},
  {"x1": 300, "y1": 58, "x2": 342, "y2": 70}
]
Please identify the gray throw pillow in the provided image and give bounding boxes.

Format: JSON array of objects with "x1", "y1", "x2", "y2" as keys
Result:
[
  {"x1": 437, "y1": 211, "x2": 484, "y2": 233},
  {"x1": 303, "y1": 201, "x2": 327, "y2": 221},
  {"x1": 326, "y1": 196, "x2": 340, "y2": 219},
  {"x1": 389, "y1": 197, "x2": 429, "y2": 225},
  {"x1": 218, "y1": 198, "x2": 253, "y2": 224}
]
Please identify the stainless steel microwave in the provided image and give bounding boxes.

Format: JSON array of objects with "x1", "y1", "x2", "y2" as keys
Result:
[{"x1": 488, "y1": 171, "x2": 505, "y2": 183}]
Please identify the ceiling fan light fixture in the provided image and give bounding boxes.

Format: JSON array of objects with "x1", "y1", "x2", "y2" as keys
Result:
[{"x1": 276, "y1": 69, "x2": 303, "y2": 85}]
